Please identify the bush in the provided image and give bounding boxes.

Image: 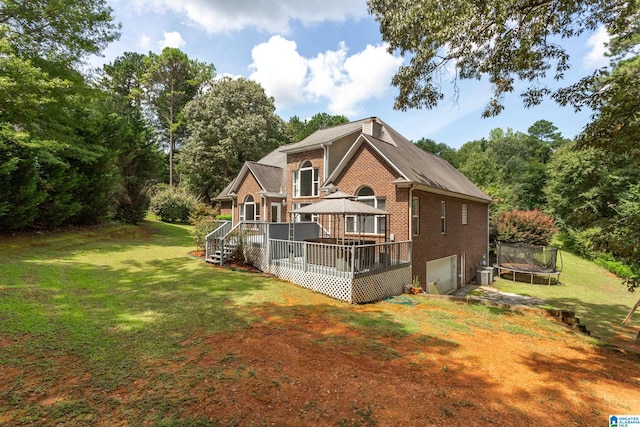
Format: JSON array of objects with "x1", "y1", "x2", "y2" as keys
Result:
[
  {"x1": 494, "y1": 209, "x2": 558, "y2": 245},
  {"x1": 189, "y1": 202, "x2": 218, "y2": 225},
  {"x1": 149, "y1": 186, "x2": 199, "y2": 223},
  {"x1": 560, "y1": 227, "x2": 601, "y2": 259},
  {"x1": 216, "y1": 214, "x2": 232, "y2": 221},
  {"x1": 192, "y1": 216, "x2": 220, "y2": 250}
]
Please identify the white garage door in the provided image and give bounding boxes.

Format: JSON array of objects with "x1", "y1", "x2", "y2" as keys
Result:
[{"x1": 426, "y1": 255, "x2": 457, "y2": 295}]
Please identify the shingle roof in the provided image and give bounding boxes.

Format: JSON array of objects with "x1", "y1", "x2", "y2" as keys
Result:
[
  {"x1": 246, "y1": 162, "x2": 283, "y2": 194},
  {"x1": 365, "y1": 129, "x2": 490, "y2": 201},
  {"x1": 325, "y1": 118, "x2": 491, "y2": 202},
  {"x1": 216, "y1": 117, "x2": 490, "y2": 203},
  {"x1": 280, "y1": 120, "x2": 366, "y2": 153}
]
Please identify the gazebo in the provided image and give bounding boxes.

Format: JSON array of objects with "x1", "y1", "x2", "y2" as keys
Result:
[{"x1": 290, "y1": 190, "x2": 390, "y2": 245}]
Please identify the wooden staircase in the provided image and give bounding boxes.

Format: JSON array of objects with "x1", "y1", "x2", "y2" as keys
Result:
[{"x1": 209, "y1": 240, "x2": 238, "y2": 266}]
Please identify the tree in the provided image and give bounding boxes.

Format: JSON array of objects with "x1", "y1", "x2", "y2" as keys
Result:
[
  {"x1": 527, "y1": 119, "x2": 566, "y2": 153},
  {"x1": 414, "y1": 138, "x2": 458, "y2": 167},
  {"x1": 574, "y1": 38, "x2": 640, "y2": 165},
  {"x1": 0, "y1": 33, "x2": 120, "y2": 230},
  {"x1": 571, "y1": 32, "x2": 640, "y2": 293},
  {"x1": 178, "y1": 77, "x2": 287, "y2": 201},
  {"x1": 100, "y1": 52, "x2": 163, "y2": 223},
  {"x1": 546, "y1": 142, "x2": 640, "y2": 256},
  {"x1": 367, "y1": 0, "x2": 639, "y2": 116},
  {"x1": 0, "y1": 2, "x2": 123, "y2": 230},
  {"x1": 144, "y1": 47, "x2": 215, "y2": 186},
  {"x1": 0, "y1": 0, "x2": 120, "y2": 65},
  {"x1": 458, "y1": 151, "x2": 503, "y2": 188},
  {"x1": 494, "y1": 209, "x2": 558, "y2": 246},
  {"x1": 287, "y1": 113, "x2": 349, "y2": 141},
  {"x1": 454, "y1": 124, "x2": 556, "y2": 211}
]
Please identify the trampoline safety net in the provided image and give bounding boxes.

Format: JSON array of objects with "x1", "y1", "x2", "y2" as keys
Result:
[{"x1": 495, "y1": 242, "x2": 561, "y2": 274}]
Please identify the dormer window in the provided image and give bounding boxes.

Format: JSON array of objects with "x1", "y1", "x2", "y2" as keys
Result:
[{"x1": 293, "y1": 160, "x2": 319, "y2": 197}]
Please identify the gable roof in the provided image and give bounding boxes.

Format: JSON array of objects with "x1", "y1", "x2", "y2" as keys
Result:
[
  {"x1": 215, "y1": 153, "x2": 286, "y2": 200},
  {"x1": 325, "y1": 118, "x2": 491, "y2": 203},
  {"x1": 280, "y1": 120, "x2": 365, "y2": 153},
  {"x1": 216, "y1": 117, "x2": 490, "y2": 203}
]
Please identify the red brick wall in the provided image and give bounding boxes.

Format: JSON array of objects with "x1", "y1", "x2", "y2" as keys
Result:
[
  {"x1": 234, "y1": 172, "x2": 262, "y2": 224},
  {"x1": 219, "y1": 201, "x2": 232, "y2": 217},
  {"x1": 411, "y1": 190, "x2": 488, "y2": 289},
  {"x1": 332, "y1": 143, "x2": 409, "y2": 242}
]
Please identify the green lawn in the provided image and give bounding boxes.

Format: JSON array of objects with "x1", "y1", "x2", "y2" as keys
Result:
[
  {"x1": 1, "y1": 222, "x2": 291, "y2": 385},
  {"x1": 1, "y1": 220, "x2": 638, "y2": 425},
  {"x1": 492, "y1": 246, "x2": 640, "y2": 342}
]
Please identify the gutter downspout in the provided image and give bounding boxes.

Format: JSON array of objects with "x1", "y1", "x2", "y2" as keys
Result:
[
  {"x1": 232, "y1": 199, "x2": 236, "y2": 225},
  {"x1": 409, "y1": 184, "x2": 414, "y2": 239},
  {"x1": 486, "y1": 203, "x2": 490, "y2": 268},
  {"x1": 409, "y1": 184, "x2": 415, "y2": 286},
  {"x1": 321, "y1": 143, "x2": 329, "y2": 186}
]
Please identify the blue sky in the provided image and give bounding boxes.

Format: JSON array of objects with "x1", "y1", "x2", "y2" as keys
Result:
[{"x1": 95, "y1": 0, "x2": 611, "y2": 149}]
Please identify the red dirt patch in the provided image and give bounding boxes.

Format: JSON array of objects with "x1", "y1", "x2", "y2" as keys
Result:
[
  {"x1": 135, "y1": 306, "x2": 640, "y2": 426},
  {"x1": 2, "y1": 297, "x2": 640, "y2": 425}
]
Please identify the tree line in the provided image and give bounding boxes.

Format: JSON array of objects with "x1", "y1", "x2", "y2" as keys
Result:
[{"x1": 0, "y1": 0, "x2": 348, "y2": 230}]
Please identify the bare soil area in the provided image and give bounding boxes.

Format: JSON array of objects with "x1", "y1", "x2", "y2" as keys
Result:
[{"x1": 167, "y1": 306, "x2": 640, "y2": 426}]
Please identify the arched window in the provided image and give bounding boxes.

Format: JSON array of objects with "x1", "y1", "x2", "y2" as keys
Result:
[
  {"x1": 293, "y1": 160, "x2": 319, "y2": 197},
  {"x1": 241, "y1": 195, "x2": 259, "y2": 221},
  {"x1": 346, "y1": 186, "x2": 386, "y2": 234}
]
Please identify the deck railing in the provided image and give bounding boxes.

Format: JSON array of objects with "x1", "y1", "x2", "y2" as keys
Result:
[
  {"x1": 268, "y1": 239, "x2": 411, "y2": 279},
  {"x1": 206, "y1": 221, "x2": 411, "y2": 279}
]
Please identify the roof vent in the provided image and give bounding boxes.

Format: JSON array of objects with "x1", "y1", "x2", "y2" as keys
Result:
[{"x1": 362, "y1": 118, "x2": 382, "y2": 138}]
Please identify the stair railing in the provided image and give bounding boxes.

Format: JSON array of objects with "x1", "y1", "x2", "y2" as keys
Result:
[{"x1": 205, "y1": 220, "x2": 232, "y2": 262}]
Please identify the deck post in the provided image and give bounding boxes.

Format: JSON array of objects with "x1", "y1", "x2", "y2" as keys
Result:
[
  {"x1": 350, "y1": 246, "x2": 355, "y2": 277},
  {"x1": 303, "y1": 242, "x2": 308, "y2": 272}
]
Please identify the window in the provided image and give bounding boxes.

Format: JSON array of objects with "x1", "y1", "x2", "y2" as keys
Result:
[
  {"x1": 293, "y1": 160, "x2": 319, "y2": 197},
  {"x1": 293, "y1": 203, "x2": 318, "y2": 223},
  {"x1": 462, "y1": 204, "x2": 468, "y2": 225},
  {"x1": 412, "y1": 197, "x2": 419, "y2": 236},
  {"x1": 242, "y1": 195, "x2": 259, "y2": 221},
  {"x1": 440, "y1": 201, "x2": 446, "y2": 234},
  {"x1": 346, "y1": 186, "x2": 386, "y2": 235}
]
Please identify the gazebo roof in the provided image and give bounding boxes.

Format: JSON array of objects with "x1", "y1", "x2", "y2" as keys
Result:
[
  {"x1": 291, "y1": 198, "x2": 387, "y2": 215},
  {"x1": 323, "y1": 190, "x2": 355, "y2": 200}
]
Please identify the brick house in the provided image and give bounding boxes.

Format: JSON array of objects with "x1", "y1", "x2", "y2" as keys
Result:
[{"x1": 215, "y1": 117, "x2": 491, "y2": 297}]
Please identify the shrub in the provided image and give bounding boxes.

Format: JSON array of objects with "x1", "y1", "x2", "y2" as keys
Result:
[
  {"x1": 189, "y1": 202, "x2": 218, "y2": 225},
  {"x1": 149, "y1": 186, "x2": 198, "y2": 223},
  {"x1": 192, "y1": 216, "x2": 219, "y2": 250},
  {"x1": 494, "y1": 209, "x2": 558, "y2": 245},
  {"x1": 216, "y1": 214, "x2": 232, "y2": 221},
  {"x1": 560, "y1": 227, "x2": 601, "y2": 259}
]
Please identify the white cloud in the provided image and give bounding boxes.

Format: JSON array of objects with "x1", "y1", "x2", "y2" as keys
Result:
[
  {"x1": 136, "y1": 33, "x2": 151, "y2": 50},
  {"x1": 583, "y1": 26, "x2": 610, "y2": 69},
  {"x1": 248, "y1": 36, "x2": 402, "y2": 117},
  {"x1": 249, "y1": 36, "x2": 308, "y2": 107},
  {"x1": 158, "y1": 31, "x2": 186, "y2": 49},
  {"x1": 328, "y1": 43, "x2": 403, "y2": 116},
  {"x1": 130, "y1": 0, "x2": 367, "y2": 34}
]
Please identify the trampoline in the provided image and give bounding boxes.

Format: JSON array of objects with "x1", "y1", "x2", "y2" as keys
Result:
[{"x1": 494, "y1": 242, "x2": 562, "y2": 285}]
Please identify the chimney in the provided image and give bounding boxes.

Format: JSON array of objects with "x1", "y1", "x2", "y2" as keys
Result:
[{"x1": 362, "y1": 118, "x2": 382, "y2": 138}]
